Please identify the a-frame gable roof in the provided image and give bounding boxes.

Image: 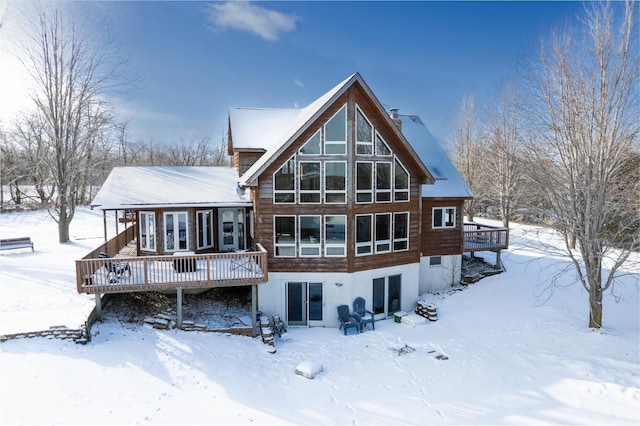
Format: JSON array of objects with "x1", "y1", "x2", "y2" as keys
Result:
[{"x1": 234, "y1": 73, "x2": 432, "y2": 187}]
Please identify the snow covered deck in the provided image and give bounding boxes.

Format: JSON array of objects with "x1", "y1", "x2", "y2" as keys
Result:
[
  {"x1": 464, "y1": 223, "x2": 509, "y2": 252},
  {"x1": 76, "y1": 246, "x2": 268, "y2": 294}
]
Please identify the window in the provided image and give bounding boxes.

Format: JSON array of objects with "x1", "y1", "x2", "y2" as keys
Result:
[
  {"x1": 356, "y1": 162, "x2": 373, "y2": 203},
  {"x1": 274, "y1": 157, "x2": 295, "y2": 203},
  {"x1": 196, "y1": 209, "x2": 214, "y2": 249},
  {"x1": 299, "y1": 216, "x2": 321, "y2": 257},
  {"x1": 376, "y1": 132, "x2": 392, "y2": 156},
  {"x1": 433, "y1": 207, "x2": 456, "y2": 228},
  {"x1": 139, "y1": 211, "x2": 156, "y2": 252},
  {"x1": 299, "y1": 129, "x2": 321, "y2": 155},
  {"x1": 394, "y1": 158, "x2": 409, "y2": 202},
  {"x1": 164, "y1": 212, "x2": 188, "y2": 252},
  {"x1": 376, "y1": 162, "x2": 392, "y2": 202},
  {"x1": 356, "y1": 214, "x2": 373, "y2": 255},
  {"x1": 325, "y1": 215, "x2": 346, "y2": 256},
  {"x1": 325, "y1": 161, "x2": 346, "y2": 203},
  {"x1": 375, "y1": 213, "x2": 391, "y2": 254},
  {"x1": 324, "y1": 105, "x2": 347, "y2": 154},
  {"x1": 274, "y1": 216, "x2": 296, "y2": 257},
  {"x1": 299, "y1": 162, "x2": 320, "y2": 203},
  {"x1": 429, "y1": 256, "x2": 443, "y2": 267},
  {"x1": 393, "y1": 212, "x2": 409, "y2": 251},
  {"x1": 356, "y1": 107, "x2": 373, "y2": 155}
]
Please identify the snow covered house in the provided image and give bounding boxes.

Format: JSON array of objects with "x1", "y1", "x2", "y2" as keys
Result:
[{"x1": 78, "y1": 73, "x2": 507, "y2": 331}]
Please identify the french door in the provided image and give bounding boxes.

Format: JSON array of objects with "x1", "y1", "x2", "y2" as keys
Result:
[
  {"x1": 218, "y1": 208, "x2": 245, "y2": 251},
  {"x1": 372, "y1": 274, "x2": 402, "y2": 319},
  {"x1": 286, "y1": 282, "x2": 324, "y2": 327}
]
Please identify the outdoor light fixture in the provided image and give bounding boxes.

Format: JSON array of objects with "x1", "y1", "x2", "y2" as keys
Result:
[{"x1": 335, "y1": 282, "x2": 343, "y2": 287}]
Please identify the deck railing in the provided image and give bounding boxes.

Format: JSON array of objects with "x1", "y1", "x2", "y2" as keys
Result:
[
  {"x1": 76, "y1": 243, "x2": 269, "y2": 294},
  {"x1": 83, "y1": 225, "x2": 137, "y2": 261},
  {"x1": 463, "y1": 223, "x2": 509, "y2": 252}
]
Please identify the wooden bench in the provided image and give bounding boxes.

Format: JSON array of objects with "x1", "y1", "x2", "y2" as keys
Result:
[{"x1": 0, "y1": 237, "x2": 34, "y2": 252}]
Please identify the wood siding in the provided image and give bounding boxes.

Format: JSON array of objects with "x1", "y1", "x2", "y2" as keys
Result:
[
  {"x1": 250, "y1": 85, "x2": 425, "y2": 274},
  {"x1": 420, "y1": 198, "x2": 466, "y2": 256},
  {"x1": 233, "y1": 151, "x2": 265, "y2": 176}
]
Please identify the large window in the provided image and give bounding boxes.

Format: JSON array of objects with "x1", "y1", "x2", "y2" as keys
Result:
[
  {"x1": 139, "y1": 211, "x2": 156, "y2": 252},
  {"x1": 274, "y1": 157, "x2": 295, "y2": 203},
  {"x1": 356, "y1": 162, "x2": 373, "y2": 203},
  {"x1": 375, "y1": 213, "x2": 391, "y2": 253},
  {"x1": 325, "y1": 161, "x2": 346, "y2": 203},
  {"x1": 324, "y1": 105, "x2": 347, "y2": 154},
  {"x1": 274, "y1": 216, "x2": 296, "y2": 257},
  {"x1": 325, "y1": 215, "x2": 346, "y2": 257},
  {"x1": 164, "y1": 212, "x2": 188, "y2": 252},
  {"x1": 376, "y1": 162, "x2": 392, "y2": 202},
  {"x1": 394, "y1": 159, "x2": 409, "y2": 202},
  {"x1": 299, "y1": 162, "x2": 321, "y2": 203},
  {"x1": 196, "y1": 209, "x2": 213, "y2": 250},
  {"x1": 356, "y1": 107, "x2": 373, "y2": 155},
  {"x1": 393, "y1": 212, "x2": 409, "y2": 251},
  {"x1": 433, "y1": 207, "x2": 456, "y2": 228},
  {"x1": 299, "y1": 216, "x2": 321, "y2": 257},
  {"x1": 356, "y1": 214, "x2": 373, "y2": 255},
  {"x1": 375, "y1": 133, "x2": 392, "y2": 156}
]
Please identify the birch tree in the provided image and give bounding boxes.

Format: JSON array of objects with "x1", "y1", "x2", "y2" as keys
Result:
[{"x1": 522, "y1": 1, "x2": 639, "y2": 328}]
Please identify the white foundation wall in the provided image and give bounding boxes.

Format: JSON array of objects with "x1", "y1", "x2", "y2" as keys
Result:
[
  {"x1": 419, "y1": 254, "x2": 462, "y2": 293},
  {"x1": 257, "y1": 263, "x2": 420, "y2": 328}
]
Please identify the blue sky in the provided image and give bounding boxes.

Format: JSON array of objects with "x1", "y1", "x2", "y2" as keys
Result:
[{"x1": 1, "y1": 1, "x2": 587, "y2": 145}]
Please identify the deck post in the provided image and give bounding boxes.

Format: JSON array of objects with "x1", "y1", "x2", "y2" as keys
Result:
[
  {"x1": 251, "y1": 284, "x2": 257, "y2": 337},
  {"x1": 495, "y1": 250, "x2": 502, "y2": 270},
  {"x1": 176, "y1": 288, "x2": 183, "y2": 329},
  {"x1": 95, "y1": 293, "x2": 102, "y2": 321}
]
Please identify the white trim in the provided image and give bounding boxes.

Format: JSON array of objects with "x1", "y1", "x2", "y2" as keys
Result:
[
  {"x1": 355, "y1": 214, "x2": 373, "y2": 256},
  {"x1": 356, "y1": 105, "x2": 374, "y2": 155},
  {"x1": 299, "y1": 215, "x2": 321, "y2": 257},
  {"x1": 432, "y1": 207, "x2": 457, "y2": 229},
  {"x1": 273, "y1": 156, "x2": 296, "y2": 204},
  {"x1": 274, "y1": 215, "x2": 296, "y2": 257}
]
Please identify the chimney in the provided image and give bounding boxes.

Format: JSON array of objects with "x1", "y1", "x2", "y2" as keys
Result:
[{"x1": 389, "y1": 108, "x2": 402, "y2": 131}]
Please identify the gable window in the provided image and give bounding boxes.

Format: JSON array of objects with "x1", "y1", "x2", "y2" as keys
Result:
[
  {"x1": 375, "y1": 213, "x2": 391, "y2": 254},
  {"x1": 376, "y1": 132, "x2": 392, "y2": 156},
  {"x1": 376, "y1": 162, "x2": 392, "y2": 202},
  {"x1": 356, "y1": 162, "x2": 373, "y2": 203},
  {"x1": 164, "y1": 212, "x2": 188, "y2": 252},
  {"x1": 356, "y1": 214, "x2": 373, "y2": 255},
  {"x1": 325, "y1": 215, "x2": 346, "y2": 257},
  {"x1": 299, "y1": 215, "x2": 321, "y2": 257},
  {"x1": 274, "y1": 157, "x2": 295, "y2": 203},
  {"x1": 324, "y1": 105, "x2": 347, "y2": 155},
  {"x1": 196, "y1": 209, "x2": 214, "y2": 250},
  {"x1": 299, "y1": 129, "x2": 321, "y2": 155},
  {"x1": 274, "y1": 216, "x2": 296, "y2": 257},
  {"x1": 394, "y1": 158, "x2": 409, "y2": 202},
  {"x1": 139, "y1": 211, "x2": 156, "y2": 252},
  {"x1": 433, "y1": 207, "x2": 456, "y2": 228},
  {"x1": 325, "y1": 161, "x2": 346, "y2": 203},
  {"x1": 393, "y1": 212, "x2": 409, "y2": 251},
  {"x1": 356, "y1": 107, "x2": 373, "y2": 155},
  {"x1": 299, "y1": 162, "x2": 320, "y2": 203}
]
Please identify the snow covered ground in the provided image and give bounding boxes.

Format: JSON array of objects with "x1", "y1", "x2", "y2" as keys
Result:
[{"x1": 0, "y1": 207, "x2": 638, "y2": 425}]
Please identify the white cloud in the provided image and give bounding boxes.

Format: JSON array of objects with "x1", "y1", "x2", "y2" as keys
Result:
[
  {"x1": 206, "y1": 1, "x2": 298, "y2": 41},
  {"x1": 293, "y1": 78, "x2": 304, "y2": 89}
]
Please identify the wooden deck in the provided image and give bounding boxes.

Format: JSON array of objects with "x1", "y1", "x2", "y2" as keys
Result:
[
  {"x1": 463, "y1": 223, "x2": 509, "y2": 253},
  {"x1": 76, "y1": 227, "x2": 268, "y2": 294}
]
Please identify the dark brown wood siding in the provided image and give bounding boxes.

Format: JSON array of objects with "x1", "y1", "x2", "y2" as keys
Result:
[
  {"x1": 251, "y1": 85, "x2": 425, "y2": 273},
  {"x1": 420, "y1": 198, "x2": 466, "y2": 256}
]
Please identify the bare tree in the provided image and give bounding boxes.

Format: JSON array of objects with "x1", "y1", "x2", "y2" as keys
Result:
[
  {"x1": 522, "y1": 1, "x2": 639, "y2": 328},
  {"x1": 450, "y1": 95, "x2": 487, "y2": 221},
  {"x1": 18, "y1": 5, "x2": 128, "y2": 242},
  {"x1": 485, "y1": 84, "x2": 525, "y2": 228}
]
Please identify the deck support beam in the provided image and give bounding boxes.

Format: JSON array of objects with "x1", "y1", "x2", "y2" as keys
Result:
[
  {"x1": 495, "y1": 250, "x2": 502, "y2": 270},
  {"x1": 176, "y1": 288, "x2": 183, "y2": 329},
  {"x1": 95, "y1": 293, "x2": 102, "y2": 321},
  {"x1": 251, "y1": 284, "x2": 257, "y2": 337}
]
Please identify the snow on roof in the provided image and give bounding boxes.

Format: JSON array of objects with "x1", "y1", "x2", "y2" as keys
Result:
[
  {"x1": 236, "y1": 73, "x2": 358, "y2": 186},
  {"x1": 399, "y1": 115, "x2": 474, "y2": 199},
  {"x1": 228, "y1": 107, "x2": 300, "y2": 151},
  {"x1": 91, "y1": 166, "x2": 251, "y2": 210}
]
